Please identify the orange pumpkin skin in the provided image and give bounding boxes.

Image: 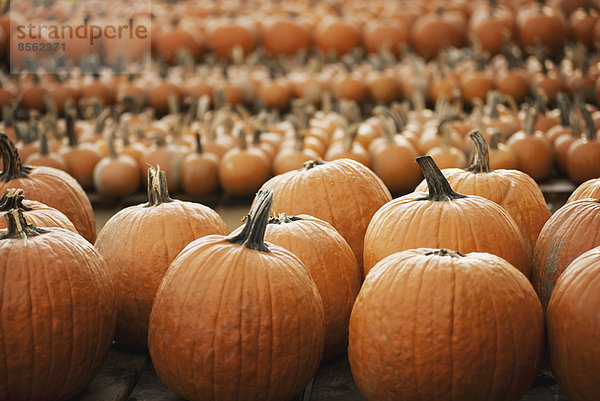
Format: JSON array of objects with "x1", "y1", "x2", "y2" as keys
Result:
[
  {"x1": 260, "y1": 158, "x2": 392, "y2": 274},
  {"x1": 95, "y1": 169, "x2": 229, "y2": 349},
  {"x1": 264, "y1": 214, "x2": 361, "y2": 359},
  {"x1": 349, "y1": 249, "x2": 543, "y2": 401},
  {"x1": 416, "y1": 132, "x2": 551, "y2": 260},
  {"x1": 567, "y1": 177, "x2": 600, "y2": 203},
  {"x1": 533, "y1": 199, "x2": 600, "y2": 309},
  {"x1": 0, "y1": 215, "x2": 116, "y2": 401},
  {"x1": 0, "y1": 134, "x2": 96, "y2": 243},
  {"x1": 548, "y1": 247, "x2": 600, "y2": 401},
  {"x1": 0, "y1": 189, "x2": 77, "y2": 234},
  {"x1": 148, "y1": 191, "x2": 325, "y2": 401},
  {"x1": 364, "y1": 157, "x2": 530, "y2": 277}
]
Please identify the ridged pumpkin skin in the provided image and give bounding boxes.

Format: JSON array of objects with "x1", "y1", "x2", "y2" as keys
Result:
[
  {"x1": 0, "y1": 217, "x2": 116, "y2": 401},
  {"x1": 95, "y1": 169, "x2": 229, "y2": 349},
  {"x1": 0, "y1": 133, "x2": 96, "y2": 242},
  {"x1": 263, "y1": 214, "x2": 361, "y2": 359},
  {"x1": 0, "y1": 190, "x2": 78, "y2": 234},
  {"x1": 415, "y1": 132, "x2": 551, "y2": 259},
  {"x1": 364, "y1": 157, "x2": 530, "y2": 277},
  {"x1": 148, "y1": 190, "x2": 325, "y2": 401},
  {"x1": 533, "y1": 199, "x2": 600, "y2": 309},
  {"x1": 548, "y1": 247, "x2": 600, "y2": 401},
  {"x1": 349, "y1": 249, "x2": 543, "y2": 401},
  {"x1": 567, "y1": 177, "x2": 600, "y2": 203},
  {"x1": 260, "y1": 158, "x2": 392, "y2": 274}
]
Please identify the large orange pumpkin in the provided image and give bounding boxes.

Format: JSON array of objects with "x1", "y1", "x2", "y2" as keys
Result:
[
  {"x1": 260, "y1": 158, "x2": 392, "y2": 273},
  {"x1": 349, "y1": 248, "x2": 543, "y2": 401},
  {"x1": 364, "y1": 156, "x2": 530, "y2": 276},
  {"x1": 548, "y1": 247, "x2": 600, "y2": 401},
  {"x1": 0, "y1": 132, "x2": 96, "y2": 242},
  {"x1": 415, "y1": 131, "x2": 551, "y2": 259},
  {"x1": 533, "y1": 198, "x2": 600, "y2": 309},
  {"x1": 95, "y1": 167, "x2": 228, "y2": 349},
  {"x1": 148, "y1": 190, "x2": 325, "y2": 401},
  {"x1": 0, "y1": 208, "x2": 116, "y2": 401}
]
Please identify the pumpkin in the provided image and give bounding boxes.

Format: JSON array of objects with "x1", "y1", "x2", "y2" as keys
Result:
[
  {"x1": 364, "y1": 156, "x2": 530, "y2": 276},
  {"x1": 0, "y1": 208, "x2": 116, "y2": 401},
  {"x1": 533, "y1": 198, "x2": 600, "y2": 309},
  {"x1": 567, "y1": 177, "x2": 600, "y2": 203},
  {"x1": 548, "y1": 247, "x2": 600, "y2": 401},
  {"x1": 566, "y1": 106, "x2": 600, "y2": 184},
  {"x1": 0, "y1": 132, "x2": 96, "y2": 242},
  {"x1": 148, "y1": 189, "x2": 325, "y2": 401},
  {"x1": 488, "y1": 132, "x2": 518, "y2": 170},
  {"x1": 263, "y1": 213, "x2": 361, "y2": 359},
  {"x1": 416, "y1": 131, "x2": 550, "y2": 260},
  {"x1": 95, "y1": 167, "x2": 228, "y2": 349},
  {"x1": 349, "y1": 248, "x2": 543, "y2": 401},
  {"x1": 24, "y1": 131, "x2": 67, "y2": 171},
  {"x1": 260, "y1": 158, "x2": 392, "y2": 273},
  {"x1": 92, "y1": 132, "x2": 140, "y2": 198},
  {"x1": 0, "y1": 188, "x2": 77, "y2": 233},
  {"x1": 180, "y1": 132, "x2": 219, "y2": 198}
]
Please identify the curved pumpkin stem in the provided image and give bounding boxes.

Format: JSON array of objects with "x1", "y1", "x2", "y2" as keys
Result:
[
  {"x1": 416, "y1": 156, "x2": 466, "y2": 202},
  {"x1": 0, "y1": 209, "x2": 47, "y2": 240},
  {"x1": 226, "y1": 189, "x2": 273, "y2": 252},
  {"x1": 0, "y1": 188, "x2": 32, "y2": 212},
  {"x1": 581, "y1": 106, "x2": 596, "y2": 141},
  {"x1": 0, "y1": 132, "x2": 32, "y2": 182},
  {"x1": 268, "y1": 213, "x2": 302, "y2": 225},
  {"x1": 465, "y1": 131, "x2": 492, "y2": 173},
  {"x1": 145, "y1": 166, "x2": 173, "y2": 206}
]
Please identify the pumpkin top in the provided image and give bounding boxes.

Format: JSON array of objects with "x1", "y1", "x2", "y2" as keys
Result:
[
  {"x1": 464, "y1": 130, "x2": 492, "y2": 173},
  {"x1": 226, "y1": 189, "x2": 273, "y2": 252},
  {"x1": 416, "y1": 156, "x2": 466, "y2": 202},
  {"x1": 0, "y1": 208, "x2": 47, "y2": 240},
  {"x1": 424, "y1": 248, "x2": 466, "y2": 258},
  {"x1": 0, "y1": 188, "x2": 32, "y2": 212},
  {"x1": 268, "y1": 213, "x2": 302, "y2": 224},
  {"x1": 145, "y1": 166, "x2": 174, "y2": 207},
  {"x1": 303, "y1": 159, "x2": 325, "y2": 170},
  {"x1": 0, "y1": 132, "x2": 32, "y2": 182}
]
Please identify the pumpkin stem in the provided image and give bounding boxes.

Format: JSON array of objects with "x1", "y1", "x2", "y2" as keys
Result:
[
  {"x1": 65, "y1": 111, "x2": 79, "y2": 147},
  {"x1": 465, "y1": 131, "x2": 492, "y2": 173},
  {"x1": 416, "y1": 156, "x2": 466, "y2": 201},
  {"x1": 0, "y1": 189, "x2": 33, "y2": 212},
  {"x1": 145, "y1": 166, "x2": 173, "y2": 206},
  {"x1": 268, "y1": 213, "x2": 302, "y2": 224},
  {"x1": 303, "y1": 159, "x2": 325, "y2": 170},
  {"x1": 581, "y1": 106, "x2": 596, "y2": 141},
  {"x1": 425, "y1": 249, "x2": 466, "y2": 258},
  {"x1": 489, "y1": 132, "x2": 502, "y2": 150},
  {"x1": 436, "y1": 114, "x2": 463, "y2": 136},
  {"x1": 195, "y1": 131, "x2": 204, "y2": 154},
  {"x1": 107, "y1": 129, "x2": 118, "y2": 159},
  {"x1": 0, "y1": 209, "x2": 47, "y2": 240},
  {"x1": 226, "y1": 189, "x2": 274, "y2": 252},
  {"x1": 237, "y1": 126, "x2": 248, "y2": 151},
  {"x1": 39, "y1": 130, "x2": 50, "y2": 156},
  {"x1": 556, "y1": 93, "x2": 570, "y2": 127},
  {"x1": 0, "y1": 132, "x2": 31, "y2": 182}
]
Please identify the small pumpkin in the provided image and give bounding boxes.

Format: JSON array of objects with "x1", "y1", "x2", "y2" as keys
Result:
[
  {"x1": 0, "y1": 208, "x2": 115, "y2": 401},
  {"x1": 533, "y1": 198, "x2": 600, "y2": 309},
  {"x1": 92, "y1": 131, "x2": 140, "y2": 198},
  {"x1": 548, "y1": 247, "x2": 600, "y2": 401},
  {"x1": 95, "y1": 167, "x2": 228, "y2": 349},
  {"x1": 349, "y1": 248, "x2": 543, "y2": 401},
  {"x1": 148, "y1": 190, "x2": 325, "y2": 401},
  {"x1": 180, "y1": 132, "x2": 219, "y2": 198},
  {"x1": 364, "y1": 156, "x2": 530, "y2": 276}
]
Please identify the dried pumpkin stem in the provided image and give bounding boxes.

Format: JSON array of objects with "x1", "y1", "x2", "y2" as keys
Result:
[
  {"x1": 0, "y1": 189, "x2": 32, "y2": 212},
  {"x1": 303, "y1": 159, "x2": 325, "y2": 170},
  {"x1": 107, "y1": 130, "x2": 118, "y2": 159},
  {"x1": 465, "y1": 131, "x2": 492, "y2": 173},
  {"x1": 195, "y1": 132, "x2": 204, "y2": 154},
  {"x1": 0, "y1": 209, "x2": 47, "y2": 240},
  {"x1": 0, "y1": 132, "x2": 32, "y2": 182},
  {"x1": 489, "y1": 132, "x2": 502, "y2": 150},
  {"x1": 39, "y1": 130, "x2": 50, "y2": 156},
  {"x1": 226, "y1": 189, "x2": 273, "y2": 252},
  {"x1": 268, "y1": 213, "x2": 302, "y2": 224},
  {"x1": 425, "y1": 249, "x2": 466, "y2": 258},
  {"x1": 581, "y1": 106, "x2": 596, "y2": 141},
  {"x1": 65, "y1": 112, "x2": 79, "y2": 147},
  {"x1": 556, "y1": 93, "x2": 570, "y2": 127},
  {"x1": 145, "y1": 167, "x2": 173, "y2": 206},
  {"x1": 416, "y1": 156, "x2": 466, "y2": 202}
]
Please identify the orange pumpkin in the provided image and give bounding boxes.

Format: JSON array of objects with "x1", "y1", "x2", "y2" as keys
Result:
[
  {"x1": 533, "y1": 198, "x2": 600, "y2": 309},
  {"x1": 364, "y1": 156, "x2": 530, "y2": 276},
  {"x1": 566, "y1": 106, "x2": 600, "y2": 184},
  {"x1": 548, "y1": 247, "x2": 600, "y2": 401},
  {"x1": 92, "y1": 133, "x2": 140, "y2": 197},
  {"x1": 260, "y1": 158, "x2": 392, "y2": 273},
  {"x1": 350, "y1": 248, "x2": 543, "y2": 401},
  {"x1": 567, "y1": 177, "x2": 600, "y2": 203},
  {"x1": 0, "y1": 208, "x2": 115, "y2": 401},
  {"x1": 180, "y1": 133, "x2": 219, "y2": 198},
  {"x1": 95, "y1": 167, "x2": 228, "y2": 349},
  {"x1": 0, "y1": 132, "x2": 96, "y2": 242},
  {"x1": 148, "y1": 190, "x2": 325, "y2": 401}
]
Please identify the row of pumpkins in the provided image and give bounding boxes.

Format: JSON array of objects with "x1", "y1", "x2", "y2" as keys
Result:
[
  {"x1": 3, "y1": 92, "x2": 600, "y2": 205},
  {"x1": 1, "y1": 126, "x2": 600, "y2": 400}
]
